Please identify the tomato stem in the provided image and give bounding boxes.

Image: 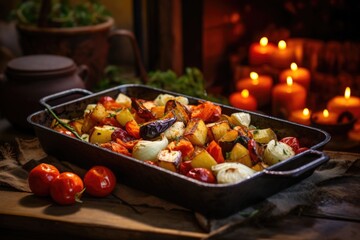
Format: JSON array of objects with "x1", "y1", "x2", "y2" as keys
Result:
[{"x1": 75, "y1": 187, "x2": 86, "y2": 203}]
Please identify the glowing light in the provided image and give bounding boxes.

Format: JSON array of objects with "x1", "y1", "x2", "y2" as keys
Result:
[
  {"x1": 303, "y1": 108, "x2": 310, "y2": 116},
  {"x1": 323, "y1": 109, "x2": 329, "y2": 118},
  {"x1": 250, "y1": 72, "x2": 259, "y2": 85},
  {"x1": 344, "y1": 87, "x2": 351, "y2": 99},
  {"x1": 286, "y1": 76, "x2": 293, "y2": 86},
  {"x1": 290, "y1": 62, "x2": 298, "y2": 71},
  {"x1": 260, "y1": 37, "x2": 268, "y2": 47},
  {"x1": 278, "y1": 40, "x2": 287, "y2": 50},
  {"x1": 241, "y1": 89, "x2": 250, "y2": 98}
]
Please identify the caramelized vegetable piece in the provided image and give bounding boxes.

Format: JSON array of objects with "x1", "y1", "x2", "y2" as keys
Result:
[
  {"x1": 125, "y1": 120, "x2": 140, "y2": 139},
  {"x1": 184, "y1": 118, "x2": 208, "y2": 146},
  {"x1": 140, "y1": 117, "x2": 176, "y2": 140},
  {"x1": 167, "y1": 139, "x2": 194, "y2": 158},
  {"x1": 100, "y1": 142, "x2": 131, "y2": 156},
  {"x1": 89, "y1": 125, "x2": 118, "y2": 144},
  {"x1": 98, "y1": 96, "x2": 122, "y2": 110},
  {"x1": 191, "y1": 101, "x2": 221, "y2": 123},
  {"x1": 229, "y1": 143, "x2": 252, "y2": 167},
  {"x1": 207, "y1": 120, "x2": 231, "y2": 142},
  {"x1": 206, "y1": 140, "x2": 225, "y2": 164},
  {"x1": 157, "y1": 149, "x2": 182, "y2": 172},
  {"x1": 218, "y1": 129, "x2": 240, "y2": 154},
  {"x1": 111, "y1": 127, "x2": 137, "y2": 142},
  {"x1": 131, "y1": 98, "x2": 155, "y2": 121},
  {"x1": 191, "y1": 149, "x2": 217, "y2": 170},
  {"x1": 247, "y1": 139, "x2": 264, "y2": 165},
  {"x1": 164, "y1": 100, "x2": 191, "y2": 124}
]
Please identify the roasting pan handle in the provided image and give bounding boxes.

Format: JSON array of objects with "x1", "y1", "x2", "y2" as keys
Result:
[
  {"x1": 263, "y1": 149, "x2": 329, "y2": 178},
  {"x1": 40, "y1": 88, "x2": 93, "y2": 108}
]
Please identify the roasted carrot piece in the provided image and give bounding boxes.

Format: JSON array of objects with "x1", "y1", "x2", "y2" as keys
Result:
[
  {"x1": 100, "y1": 142, "x2": 131, "y2": 156},
  {"x1": 151, "y1": 106, "x2": 165, "y2": 118},
  {"x1": 206, "y1": 140, "x2": 225, "y2": 164},
  {"x1": 125, "y1": 119, "x2": 140, "y2": 139},
  {"x1": 167, "y1": 139, "x2": 194, "y2": 158},
  {"x1": 191, "y1": 101, "x2": 221, "y2": 123},
  {"x1": 115, "y1": 138, "x2": 139, "y2": 150}
]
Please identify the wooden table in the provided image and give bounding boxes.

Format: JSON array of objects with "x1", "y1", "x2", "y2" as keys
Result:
[{"x1": 0, "y1": 118, "x2": 359, "y2": 239}]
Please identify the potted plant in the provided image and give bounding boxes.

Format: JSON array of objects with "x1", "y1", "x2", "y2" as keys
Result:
[{"x1": 11, "y1": 0, "x2": 114, "y2": 89}]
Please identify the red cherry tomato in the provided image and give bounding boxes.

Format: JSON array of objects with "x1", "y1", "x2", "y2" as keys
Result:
[
  {"x1": 98, "y1": 96, "x2": 122, "y2": 110},
  {"x1": 179, "y1": 160, "x2": 193, "y2": 175},
  {"x1": 28, "y1": 163, "x2": 60, "y2": 197},
  {"x1": 279, "y1": 137, "x2": 300, "y2": 152},
  {"x1": 83, "y1": 166, "x2": 117, "y2": 197},
  {"x1": 50, "y1": 172, "x2": 84, "y2": 205},
  {"x1": 55, "y1": 128, "x2": 76, "y2": 137},
  {"x1": 295, "y1": 147, "x2": 309, "y2": 154},
  {"x1": 186, "y1": 168, "x2": 216, "y2": 183}
]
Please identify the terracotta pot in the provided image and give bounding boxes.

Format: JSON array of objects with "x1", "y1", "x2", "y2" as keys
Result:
[
  {"x1": 16, "y1": 18, "x2": 148, "y2": 89},
  {"x1": 16, "y1": 18, "x2": 114, "y2": 89},
  {"x1": 0, "y1": 54, "x2": 88, "y2": 130}
]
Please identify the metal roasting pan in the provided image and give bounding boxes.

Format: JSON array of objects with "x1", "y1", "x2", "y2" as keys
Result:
[{"x1": 28, "y1": 84, "x2": 331, "y2": 218}]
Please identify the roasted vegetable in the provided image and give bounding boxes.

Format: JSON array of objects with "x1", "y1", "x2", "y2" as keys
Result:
[
  {"x1": 131, "y1": 98, "x2": 155, "y2": 121},
  {"x1": 212, "y1": 162, "x2": 255, "y2": 184},
  {"x1": 191, "y1": 101, "x2": 221, "y2": 123},
  {"x1": 263, "y1": 140, "x2": 295, "y2": 165},
  {"x1": 164, "y1": 121, "x2": 185, "y2": 140},
  {"x1": 228, "y1": 143, "x2": 252, "y2": 167},
  {"x1": 140, "y1": 117, "x2": 177, "y2": 140},
  {"x1": 230, "y1": 112, "x2": 251, "y2": 127},
  {"x1": 132, "y1": 135, "x2": 169, "y2": 161},
  {"x1": 184, "y1": 118, "x2": 208, "y2": 146},
  {"x1": 251, "y1": 128, "x2": 277, "y2": 144},
  {"x1": 191, "y1": 149, "x2": 218, "y2": 170},
  {"x1": 89, "y1": 125, "x2": 118, "y2": 144},
  {"x1": 207, "y1": 120, "x2": 231, "y2": 142},
  {"x1": 115, "y1": 108, "x2": 134, "y2": 126},
  {"x1": 157, "y1": 149, "x2": 182, "y2": 172},
  {"x1": 164, "y1": 100, "x2": 191, "y2": 124},
  {"x1": 218, "y1": 129, "x2": 240, "y2": 154}
]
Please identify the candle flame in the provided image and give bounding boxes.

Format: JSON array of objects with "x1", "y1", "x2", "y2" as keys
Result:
[
  {"x1": 241, "y1": 89, "x2": 250, "y2": 98},
  {"x1": 290, "y1": 62, "x2": 298, "y2": 71},
  {"x1": 260, "y1": 37, "x2": 268, "y2": 47},
  {"x1": 250, "y1": 71, "x2": 259, "y2": 85},
  {"x1": 278, "y1": 40, "x2": 287, "y2": 50},
  {"x1": 323, "y1": 109, "x2": 329, "y2": 118},
  {"x1": 344, "y1": 87, "x2": 351, "y2": 99},
  {"x1": 303, "y1": 108, "x2": 310, "y2": 116},
  {"x1": 286, "y1": 76, "x2": 293, "y2": 86}
]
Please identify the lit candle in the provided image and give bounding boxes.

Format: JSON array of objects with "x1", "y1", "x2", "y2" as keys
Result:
[
  {"x1": 270, "y1": 40, "x2": 295, "y2": 69},
  {"x1": 279, "y1": 62, "x2": 311, "y2": 90},
  {"x1": 311, "y1": 109, "x2": 338, "y2": 125},
  {"x1": 229, "y1": 89, "x2": 257, "y2": 111},
  {"x1": 272, "y1": 76, "x2": 307, "y2": 118},
  {"x1": 289, "y1": 108, "x2": 311, "y2": 126},
  {"x1": 236, "y1": 71, "x2": 273, "y2": 107},
  {"x1": 327, "y1": 87, "x2": 360, "y2": 119},
  {"x1": 249, "y1": 37, "x2": 276, "y2": 66}
]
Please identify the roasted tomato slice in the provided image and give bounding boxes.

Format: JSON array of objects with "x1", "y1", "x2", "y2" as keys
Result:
[
  {"x1": 279, "y1": 137, "x2": 300, "y2": 152},
  {"x1": 186, "y1": 168, "x2": 216, "y2": 183}
]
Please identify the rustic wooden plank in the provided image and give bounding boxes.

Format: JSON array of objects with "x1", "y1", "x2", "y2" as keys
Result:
[{"x1": 0, "y1": 189, "x2": 207, "y2": 240}]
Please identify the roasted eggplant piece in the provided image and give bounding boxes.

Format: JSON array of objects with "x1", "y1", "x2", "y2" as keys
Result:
[{"x1": 140, "y1": 117, "x2": 177, "y2": 139}]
